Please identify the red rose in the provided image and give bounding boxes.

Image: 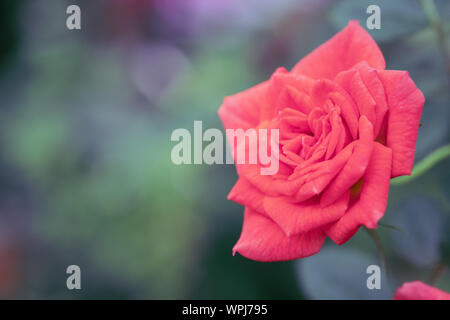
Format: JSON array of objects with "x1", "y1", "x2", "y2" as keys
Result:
[
  {"x1": 394, "y1": 281, "x2": 450, "y2": 300},
  {"x1": 218, "y1": 21, "x2": 424, "y2": 262}
]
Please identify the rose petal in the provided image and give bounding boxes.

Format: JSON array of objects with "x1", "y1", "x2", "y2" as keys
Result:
[
  {"x1": 325, "y1": 142, "x2": 392, "y2": 245},
  {"x1": 277, "y1": 86, "x2": 315, "y2": 115},
  {"x1": 292, "y1": 20, "x2": 385, "y2": 80},
  {"x1": 321, "y1": 116, "x2": 374, "y2": 206},
  {"x1": 232, "y1": 208, "x2": 326, "y2": 262},
  {"x1": 292, "y1": 141, "x2": 355, "y2": 201},
  {"x1": 394, "y1": 281, "x2": 450, "y2": 300},
  {"x1": 377, "y1": 70, "x2": 425, "y2": 177},
  {"x1": 265, "y1": 67, "x2": 315, "y2": 120},
  {"x1": 218, "y1": 81, "x2": 268, "y2": 131},
  {"x1": 353, "y1": 62, "x2": 388, "y2": 138},
  {"x1": 228, "y1": 178, "x2": 266, "y2": 214},
  {"x1": 241, "y1": 162, "x2": 306, "y2": 197},
  {"x1": 325, "y1": 109, "x2": 343, "y2": 159},
  {"x1": 311, "y1": 79, "x2": 359, "y2": 139},
  {"x1": 335, "y1": 69, "x2": 377, "y2": 130},
  {"x1": 263, "y1": 191, "x2": 349, "y2": 236}
]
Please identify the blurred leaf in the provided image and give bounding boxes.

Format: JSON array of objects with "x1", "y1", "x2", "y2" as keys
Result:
[
  {"x1": 329, "y1": 0, "x2": 427, "y2": 42},
  {"x1": 2, "y1": 110, "x2": 73, "y2": 182},
  {"x1": 390, "y1": 196, "x2": 446, "y2": 268},
  {"x1": 297, "y1": 246, "x2": 393, "y2": 299}
]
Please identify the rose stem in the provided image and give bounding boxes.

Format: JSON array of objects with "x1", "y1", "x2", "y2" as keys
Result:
[
  {"x1": 430, "y1": 263, "x2": 448, "y2": 285},
  {"x1": 366, "y1": 228, "x2": 390, "y2": 279}
]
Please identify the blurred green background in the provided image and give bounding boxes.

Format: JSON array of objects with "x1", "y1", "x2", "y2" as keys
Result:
[{"x1": 0, "y1": 0, "x2": 449, "y2": 299}]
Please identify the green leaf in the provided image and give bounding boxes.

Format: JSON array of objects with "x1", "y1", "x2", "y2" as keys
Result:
[{"x1": 390, "y1": 196, "x2": 445, "y2": 268}]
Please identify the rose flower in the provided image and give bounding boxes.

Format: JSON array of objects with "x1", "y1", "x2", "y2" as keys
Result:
[
  {"x1": 218, "y1": 21, "x2": 424, "y2": 262},
  {"x1": 394, "y1": 281, "x2": 450, "y2": 300}
]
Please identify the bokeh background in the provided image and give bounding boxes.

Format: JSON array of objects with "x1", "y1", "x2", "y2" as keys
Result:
[{"x1": 0, "y1": 0, "x2": 449, "y2": 299}]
